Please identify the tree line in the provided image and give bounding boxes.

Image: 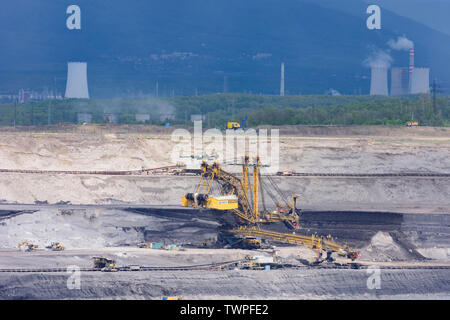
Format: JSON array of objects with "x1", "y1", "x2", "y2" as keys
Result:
[{"x1": 0, "y1": 94, "x2": 447, "y2": 127}]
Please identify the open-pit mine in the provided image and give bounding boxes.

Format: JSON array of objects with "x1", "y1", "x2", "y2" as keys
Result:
[{"x1": 0, "y1": 125, "x2": 449, "y2": 299}]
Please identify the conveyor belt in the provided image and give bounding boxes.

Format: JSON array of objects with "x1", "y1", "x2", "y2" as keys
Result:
[
  {"x1": 0, "y1": 259, "x2": 244, "y2": 273},
  {"x1": 0, "y1": 165, "x2": 180, "y2": 176},
  {"x1": 0, "y1": 262, "x2": 448, "y2": 272},
  {"x1": 285, "y1": 173, "x2": 450, "y2": 177},
  {"x1": 225, "y1": 226, "x2": 359, "y2": 260},
  {"x1": 1, "y1": 167, "x2": 448, "y2": 177}
]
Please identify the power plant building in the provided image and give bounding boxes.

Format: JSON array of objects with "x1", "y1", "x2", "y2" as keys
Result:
[
  {"x1": 370, "y1": 67, "x2": 388, "y2": 96},
  {"x1": 410, "y1": 68, "x2": 430, "y2": 94},
  {"x1": 368, "y1": 47, "x2": 431, "y2": 96},
  {"x1": 65, "y1": 62, "x2": 90, "y2": 99},
  {"x1": 390, "y1": 67, "x2": 409, "y2": 96}
]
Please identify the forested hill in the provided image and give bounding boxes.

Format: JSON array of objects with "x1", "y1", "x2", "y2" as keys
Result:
[{"x1": 0, "y1": 0, "x2": 449, "y2": 97}]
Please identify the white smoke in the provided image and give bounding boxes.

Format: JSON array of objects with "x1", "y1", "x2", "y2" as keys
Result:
[
  {"x1": 387, "y1": 36, "x2": 414, "y2": 51},
  {"x1": 364, "y1": 48, "x2": 393, "y2": 68}
]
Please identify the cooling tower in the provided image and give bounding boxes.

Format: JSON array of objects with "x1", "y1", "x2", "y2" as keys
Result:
[
  {"x1": 370, "y1": 67, "x2": 388, "y2": 95},
  {"x1": 65, "y1": 62, "x2": 90, "y2": 99},
  {"x1": 410, "y1": 68, "x2": 430, "y2": 94},
  {"x1": 390, "y1": 67, "x2": 409, "y2": 96}
]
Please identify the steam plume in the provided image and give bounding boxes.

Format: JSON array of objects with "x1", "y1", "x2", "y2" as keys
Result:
[
  {"x1": 387, "y1": 36, "x2": 414, "y2": 51},
  {"x1": 364, "y1": 48, "x2": 393, "y2": 68}
]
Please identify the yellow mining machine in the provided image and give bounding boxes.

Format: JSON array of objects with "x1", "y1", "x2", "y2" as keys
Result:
[
  {"x1": 46, "y1": 242, "x2": 65, "y2": 251},
  {"x1": 226, "y1": 122, "x2": 242, "y2": 130},
  {"x1": 18, "y1": 242, "x2": 38, "y2": 252},
  {"x1": 92, "y1": 257, "x2": 118, "y2": 272},
  {"x1": 181, "y1": 155, "x2": 300, "y2": 228},
  {"x1": 181, "y1": 155, "x2": 359, "y2": 261},
  {"x1": 226, "y1": 226, "x2": 359, "y2": 261}
]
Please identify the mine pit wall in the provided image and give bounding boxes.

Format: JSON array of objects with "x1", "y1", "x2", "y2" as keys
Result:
[
  {"x1": 1, "y1": 269, "x2": 450, "y2": 300},
  {"x1": 0, "y1": 174, "x2": 448, "y2": 260},
  {"x1": 0, "y1": 174, "x2": 448, "y2": 210},
  {"x1": 0, "y1": 130, "x2": 449, "y2": 174},
  {"x1": 297, "y1": 211, "x2": 450, "y2": 260},
  {"x1": 1, "y1": 206, "x2": 449, "y2": 261}
]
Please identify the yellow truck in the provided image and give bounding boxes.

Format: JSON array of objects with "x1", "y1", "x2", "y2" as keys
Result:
[
  {"x1": 226, "y1": 122, "x2": 241, "y2": 130},
  {"x1": 226, "y1": 117, "x2": 247, "y2": 130}
]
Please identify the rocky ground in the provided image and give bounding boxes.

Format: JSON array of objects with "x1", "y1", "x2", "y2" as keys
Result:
[
  {"x1": 0, "y1": 126, "x2": 448, "y2": 211},
  {"x1": 0, "y1": 125, "x2": 448, "y2": 299},
  {"x1": 0, "y1": 125, "x2": 448, "y2": 174},
  {"x1": 1, "y1": 206, "x2": 449, "y2": 260},
  {"x1": 1, "y1": 268, "x2": 449, "y2": 300}
]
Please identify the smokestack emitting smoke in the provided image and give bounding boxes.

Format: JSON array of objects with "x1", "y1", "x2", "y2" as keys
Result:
[
  {"x1": 409, "y1": 47, "x2": 415, "y2": 91},
  {"x1": 280, "y1": 62, "x2": 285, "y2": 96},
  {"x1": 387, "y1": 36, "x2": 415, "y2": 92},
  {"x1": 65, "y1": 62, "x2": 89, "y2": 99},
  {"x1": 386, "y1": 36, "x2": 414, "y2": 74}
]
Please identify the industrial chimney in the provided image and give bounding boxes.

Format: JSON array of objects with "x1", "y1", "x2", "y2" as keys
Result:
[
  {"x1": 370, "y1": 66, "x2": 388, "y2": 96},
  {"x1": 408, "y1": 48, "x2": 415, "y2": 93},
  {"x1": 65, "y1": 62, "x2": 90, "y2": 99},
  {"x1": 280, "y1": 62, "x2": 285, "y2": 96}
]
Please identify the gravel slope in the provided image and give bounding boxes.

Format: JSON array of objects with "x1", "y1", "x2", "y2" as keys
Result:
[{"x1": 1, "y1": 269, "x2": 449, "y2": 300}]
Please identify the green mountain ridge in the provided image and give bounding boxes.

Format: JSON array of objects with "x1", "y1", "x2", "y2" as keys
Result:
[{"x1": 0, "y1": 0, "x2": 449, "y2": 97}]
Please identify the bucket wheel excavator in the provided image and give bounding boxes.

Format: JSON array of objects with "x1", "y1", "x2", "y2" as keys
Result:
[
  {"x1": 181, "y1": 155, "x2": 359, "y2": 260},
  {"x1": 182, "y1": 155, "x2": 299, "y2": 227}
]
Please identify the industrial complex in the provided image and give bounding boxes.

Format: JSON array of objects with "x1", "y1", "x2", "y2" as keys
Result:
[
  {"x1": 0, "y1": 1, "x2": 448, "y2": 304},
  {"x1": 371, "y1": 47, "x2": 431, "y2": 96}
]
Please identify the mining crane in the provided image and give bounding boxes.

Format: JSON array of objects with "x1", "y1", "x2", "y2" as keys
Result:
[{"x1": 181, "y1": 155, "x2": 359, "y2": 260}]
